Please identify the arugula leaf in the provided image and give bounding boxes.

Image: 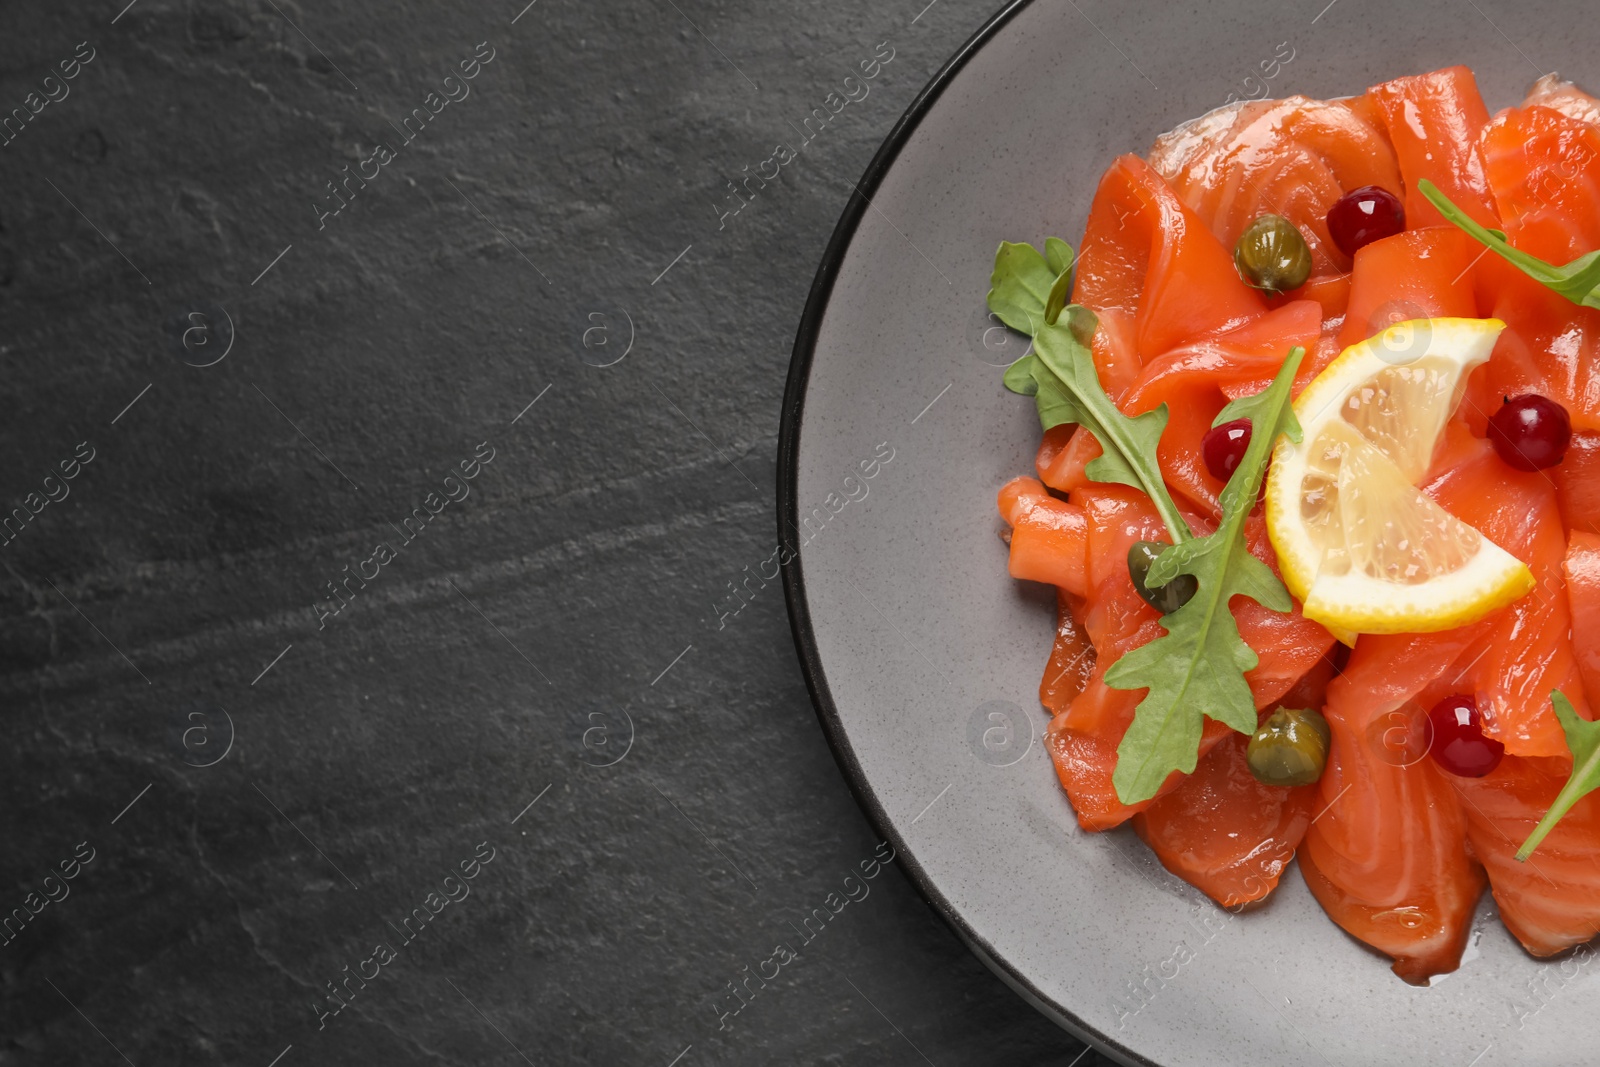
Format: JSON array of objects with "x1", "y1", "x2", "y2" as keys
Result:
[
  {"x1": 1516, "y1": 691, "x2": 1600, "y2": 860},
  {"x1": 999, "y1": 309, "x2": 1094, "y2": 433},
  {"x1": 988, "y1": 238, "x2": 1307, "y2": 804},
  {"x1": 1001, "y1": 354, "x2": 1080, "y2": 431},
  {"x1": 988, "y1": 237, "x2": 1076, "y2": 334},
  {"x1": 1044, "y1": 236, "x2": 1074, "y2": 276},
  {"x1": 1016, "y1": 309, "x2": 1193, "y2": 544},
  {"x1": 1419, "y1": 179, "x2": 1600, "y2": 310},
  {"x1": 989, "y1": 238, "x2": 1189, "y2": 544},
  {"x1": 1103, "y1": 347, "x2": 1305, "y2": 804},
  {"x1": 988, "y1": 241, "x2": 1058, "y2": 335},
  {"x1": 1033, "y1": 318, "x2": 1184, "y2": 534},
  {"x1": 1045, "y1": 268, "x2": 1073, "y2": 328},
  {"x1": 1047, "y1": 242, "x2": 1075, "y2": 321}
]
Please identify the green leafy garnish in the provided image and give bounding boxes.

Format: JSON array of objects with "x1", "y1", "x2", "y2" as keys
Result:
[
  {"x1": 1043, "y1": 236, "x2": 1073, "y2": 276},
  {"x1": 1516, "y1": 691, "x2": 1600, "y2": 861},
  {"x1": 988, "y1": 238, "x2": 1075, "y2": 334},
  {"x1": 1419, "y1": 179, "x2": 1600, "y2": 309},
  {"x1": 1103, "y1": 347, "x2": 1305, "y2": 804},
  {"x1": 1000, "y1": 306, "x2": 1099, "y2": 433},
  {"x1": 1044, "y1": 250, "x2": 1074, "y2": 326},
  {"x1": 989, "y1": 239, "x2": 1190, "y2": 544},
  {"x1": 1030, "y1": 318, "x2": 1191, "y2": 543},
  {"x1": 989, "y1": 238, "x2": 1305, "y2": 804}
]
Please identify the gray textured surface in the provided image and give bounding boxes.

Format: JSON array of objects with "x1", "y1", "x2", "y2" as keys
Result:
[{"x1": 0, "y1": 0, "x2": 1110, "y2": 1064}]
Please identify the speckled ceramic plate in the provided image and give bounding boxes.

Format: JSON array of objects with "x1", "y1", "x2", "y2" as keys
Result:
[{"x1": 778, "y1": 2, "x2": 1598, "y2": 1064}]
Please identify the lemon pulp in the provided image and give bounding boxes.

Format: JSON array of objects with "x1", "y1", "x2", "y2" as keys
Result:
[{"x1": 1265, "y1": 318, "x2": 1534, "y2": 637}]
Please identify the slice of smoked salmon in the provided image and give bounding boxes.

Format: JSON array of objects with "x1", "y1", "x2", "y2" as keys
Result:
[
  {"x1": 1216, "y1": 317, "x2": 1348, "y2": 404},
  {"x1": 1472, "y1": 103, "x2": 1600, "y2": 432},
  {"x1": 1295, "y1": 273, "x2": 1354, "y2": 323},
  {"x1": 998, "y1": 476, "x2": 1089, "y2": 596},
  {"x1": 1044, "y1": 485, "x2": 1173, "y2": 829},
  {"x1": 1368, "y1": 66, "x2": 1499, "y2": 230},
  {"x1": 1039, "y1": 427, "x2": 1100, "y2": 495},
  {"x1": 1298, "y1": 429, "x2": 1575, "y2": 979},
  {"x1": 1299, "y1": 629, "x2": 1488, "y2": 983},
  {"x1": 1523, "y1": 73, "x2": 1600, "y2": 128},
  {"x1": 1123, "y1": 300, "x2": 1323, "y2": 514},
  {"x1": 1031, "y1": 298, "x2": 1321, "y2": 517},
  {"x1": 1075, "y1": 484, "x2": 1173, "y2": 630},
  {"x1": 1149, "y1": 94, "x2": 1401, "y2": 278},
  {"x1": 1336, "y1": 227, "x2": 1486, "y2": 349},
  {"x1": 1554, "y1": 431, "x2": 1600, "y2": 534},
  {"x1": 1069, "y1": 485, "x2": 1332, "y2": 682},
  {"x1": 1277, "y1": 646, "x2": 1339, "y2": 712},
  {"x1": 1040, "y1": 590, "x2": 1096, "y2": 717},
  {"x1": 1134, "y1": 730, "x2": 1316, "y2": 908},
  {"x1": 1034, "y1": 424, "x2": 1079, "y2": 492},
  {"x1": 1453, "y1": 752, "x2": 1600, "y2": 958},
  {"x1": 1469, "y1": 266, "x2": 1600, "y2": 434},
  {"x1": 1237, "y1": 516, "x2": 1338, "y2": 707},
  {"x1": 1424, "y1": 431, "x2": 1582, "y2": 757},
  {"x1": 1565, "y1": 531, "x2": 1600, "y2": 708},
  {"x1": 1045, "y1": 677, "x2": 1237, "y2": 830},
  {"x1": 1073, "y1": 155, "x2": 1267, "y2": 397},
  {"x1": 1481, "y1": 104, "x2": 1600, "y2": 262},
  {"x1": 1043, "y1": 485, "x2": 1333, "y2": 829}
]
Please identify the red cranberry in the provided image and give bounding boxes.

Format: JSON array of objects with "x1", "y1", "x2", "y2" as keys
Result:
[
  {"x1": 1326, "y1": 185, "x2": 1405, "y2": 257},
  {"x1": 1426, "y1": 695, "x2": 1504, "y2": 778},
  {"x1": 1202, "y1": 418, "x2": 1252, "y2": 482},
  {"x1": 1488, "y1": 394, "x2": 1571, "y2": 471}
]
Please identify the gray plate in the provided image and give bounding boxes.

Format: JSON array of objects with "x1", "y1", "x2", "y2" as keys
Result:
[{"x1": 778, "y1": 2, "x2": 1599, "y2": 1064}]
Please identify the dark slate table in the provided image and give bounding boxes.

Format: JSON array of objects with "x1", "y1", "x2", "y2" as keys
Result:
[{"x1": 0, "y1": 0, "x2": 1114, "y2": 1062}]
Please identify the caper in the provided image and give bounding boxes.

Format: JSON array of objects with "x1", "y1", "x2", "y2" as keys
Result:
[
  {"x1": 1126, "y1": 540, "x2": 1197, "y2": 614},
  {"x1": 1246, "y1": 706, "x2": 1331, "y2": 787},
  {"x1": 1234, "y1": 214, "x2": 1312, "y2": 294}
]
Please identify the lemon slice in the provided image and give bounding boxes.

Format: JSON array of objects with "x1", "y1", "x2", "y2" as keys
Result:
[{"x1": 1265, "y1": 317, "x2": 1533, "y2": 636}]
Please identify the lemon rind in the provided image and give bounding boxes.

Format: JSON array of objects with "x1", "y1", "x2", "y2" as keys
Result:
[{"x1": 1301, "y1": 547, "x2": 1534, "y2": 634}]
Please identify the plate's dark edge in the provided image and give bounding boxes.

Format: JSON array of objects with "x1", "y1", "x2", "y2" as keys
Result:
[{"x1": 775, "y1": 3, "x2": 1157, "y2": 1066}]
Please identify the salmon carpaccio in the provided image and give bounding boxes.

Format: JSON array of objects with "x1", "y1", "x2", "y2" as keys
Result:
[{"x1": 997, "y1": 65, "x2": 1600, "y2": 982}]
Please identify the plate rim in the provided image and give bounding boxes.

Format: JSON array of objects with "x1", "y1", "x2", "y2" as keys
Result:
[{"x1": 775, "y1": 2, "x2": 1157, "y2": 1063}]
